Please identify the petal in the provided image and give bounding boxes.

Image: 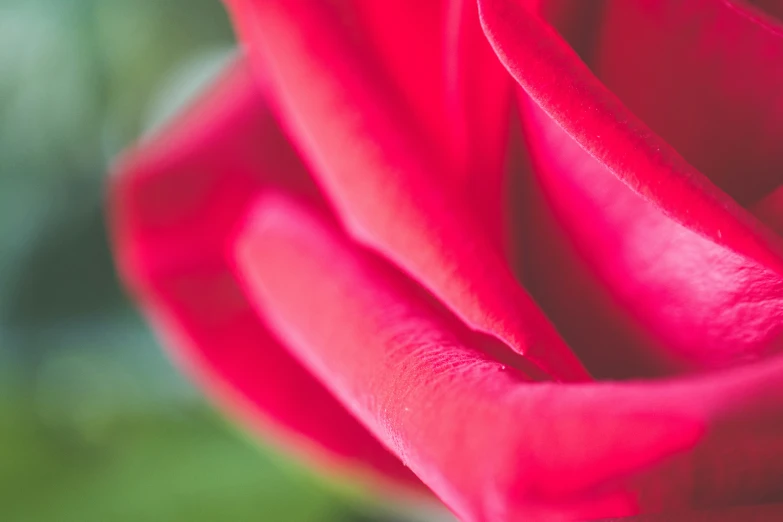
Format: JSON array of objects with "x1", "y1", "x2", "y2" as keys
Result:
[
  {"x1": 336, "y1": 0, "x2": 454, "y2": 178},
  {"x1": 225, "y1": 0, "x2": 588, "y2": 381},
  {"x1": 348, "y1": 0, "x2": 515, "y2": 243},
  {"x1": 443, "y1": 0, "x2": 514, "y2": 243},
  {"x1": 236, "y1": 194, "x2": 783, "y2": 520},
  {"x1": 109, "y1": 57, "x2": 418, "y2": 486},
  {"x1": 231, "y1": 0, "x2": 512, "y2": 242},
  {"x1": 480, "y1": 0, "x2": 783, "y2": 376},
  {"x1": 479, "y1": 0, "x2": 783, "y2": 277},
  {"x1": 519, "y1": 91, "x2": 783, "y2": 377},
  {"x1": 594, "y1": 0, "x2": 783, "y2": 205}
]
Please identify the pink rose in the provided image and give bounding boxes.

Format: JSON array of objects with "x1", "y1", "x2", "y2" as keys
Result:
[{"x1": 110, "y1": 0, "x2": 783, "y2": 519}]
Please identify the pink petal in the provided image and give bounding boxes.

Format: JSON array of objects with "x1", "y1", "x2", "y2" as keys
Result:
[
  {"x1": 480, "y1": 0, "x2": 783, "y2": 376},
  {"x1": 594, "y1": 0, "x2": 783, "y2": 206},
  {"x1": 109, "y1": 57, "x2": 418, "y2": 486},
  {"x1": 342, "y1": 0, "x2": 515, "y2": 244},
  {"x1": 225, "y1": 0, "x2": 589, "y2": 382},
  {"x1": 479, "y1": 0, "x2": 783, "y2": 276},
  {"x1": 442, "y1": 0, "x2": 514, "y2": 245},
  {"x1": 519, "y1": 91, "x2": 783, "y2": 376},
  {"x1": 334, "y1": 0, "x2": 454, "y2": 178},
  {"x1": 236, "y1": 194, "x2": 783, "y2": 520},
  {"x1": 232, "y1": 0, "x2": 512, "y2": 243}
]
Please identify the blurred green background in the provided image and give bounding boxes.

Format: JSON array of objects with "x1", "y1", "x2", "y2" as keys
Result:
[{"x1": 0, "y1": 1, "x2": 445, "y2": 520}]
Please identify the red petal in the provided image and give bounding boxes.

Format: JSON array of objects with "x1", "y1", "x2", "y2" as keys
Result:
[
  {"x1": 594, "y1": 0, "x2": 783, "y2": 205},
  {"x1": 348, "y1": 0, "x2": 515, "y2": 244},
  {"x1": 336, "y1": 0, "x2": 454, "y2": 178},
  {"x1": 231, "y1": 0, "x2": 513, "y2": 242},
  {"x1": 354, "y1": 0, "x2": 515, "y2": 245},
  {"x1": 109, "y1": 57, "x2": 418, "y2": 486},
  {"x1": 225, "y1": 0, "x2": 589, "y2": 381},
  {"x1": 236, "y1": 194, "x2": 783, "y2": 520},
  {"x1": 480, "y1": 0, "x2": 783, "y2": 376},
  {"x1": 443, "y1": 0, "x2": 514, "y2": 244},
  {"x1": 479, "y1": 0, "x2": 783, "y2": 277},
  {"x1": 520, "y1": 91, "x2": 783, "y2": 376}
]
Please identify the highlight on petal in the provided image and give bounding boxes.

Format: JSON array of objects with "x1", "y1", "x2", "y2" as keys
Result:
[
  {"x1": 109, "y1": 56, "x2": 419, "y2": 487},
  {"x1": 442, "y1": 0, "x2": 514, "y2": 245},
  {"x1": 226, "y1": 0, "x2": 589, "y2": 382},
  {"x1": 304, "y1": 0, "x2": 454, "y2": 182},
  {"x1": 480, "y1": 0, "x2": 783, "y2": 376},
  {"x1": 352, "y1": 0, "x2": 515, "y2": 246}
]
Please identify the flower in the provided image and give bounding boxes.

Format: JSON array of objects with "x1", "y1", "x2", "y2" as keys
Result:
[{"x1": 109, "y1": 0, "x2": 783, "y2": 520}]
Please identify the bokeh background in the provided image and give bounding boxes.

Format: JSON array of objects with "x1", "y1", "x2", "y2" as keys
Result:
[{"x1": 0, "y1": 1, "x2": 445, "y2": 520}]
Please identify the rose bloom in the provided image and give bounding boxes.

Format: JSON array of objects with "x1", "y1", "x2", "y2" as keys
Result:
[{"x1": 109, "y1": 0, "x2": 783, "y2": 520}]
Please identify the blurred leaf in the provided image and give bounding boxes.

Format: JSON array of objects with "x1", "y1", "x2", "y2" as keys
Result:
[
  {"x1": 0, "y1": 402, "x2": 361, "y2": 522},
  {"x1": 4, "y1": 192, "x2": 123, "y2": 329},
  {"x1": 94, "y1": 0, "x2": 234, "y2": 154},
  {"x1": 0, "y1": 2, "x2": 103, "y2": 177},
  {"x1": 142, "y1": 46, "x2": 236, "y2": 136}
]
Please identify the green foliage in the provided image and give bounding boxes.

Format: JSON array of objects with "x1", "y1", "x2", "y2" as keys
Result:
[{"x1": 0, "y1": 400, "x2": 361, "y2": 522}]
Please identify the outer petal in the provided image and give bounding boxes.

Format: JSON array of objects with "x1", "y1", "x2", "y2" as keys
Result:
[
  {"x1": 236, "y1": 194, "x2": 783, "y2": 521},
  {"x1": 225, "y1": 0, "x2": 589, "y2": 381},
  {"x1": 109, "y1": 57, "x2": 418, "y2": 487},
  {"x1": 481, "y1": 0, "x2": 783, "y2": 376}
]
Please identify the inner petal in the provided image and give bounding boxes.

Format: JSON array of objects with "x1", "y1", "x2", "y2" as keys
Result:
[
  {"x1": 480, "y1": 0, "x2": 783, "y2": 378},
  {"x1": 540, "y1": 0, "x2": 783, "y2": 206},
  {"x1": 519, "y1": 93, "x2": 783, "y2": 378}
]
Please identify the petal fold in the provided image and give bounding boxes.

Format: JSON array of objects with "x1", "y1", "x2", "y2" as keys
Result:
[
  {"x1": 479, "y1": 0, "x2": 783, "y2": 277},
  {"x1": 519, "y1": 91, "x2": 783, "y2": 376},
  {"x1": 481, "y1": 0, "x2": 783, "y2": 375},
  {"x1": 236, "y1": 194, "x2": 783, "y2": 521},
  {"x1": 227, "y1": 0, "x2": 589, "y2": 381}
]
